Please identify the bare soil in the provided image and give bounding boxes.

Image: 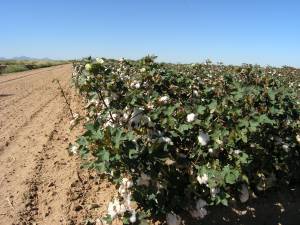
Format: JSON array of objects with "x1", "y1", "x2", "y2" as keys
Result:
[
  {"x1": 0, "y1": 65, "x2": 299, "y2": 225},
  {"x1": 0, "y1": 65, "x2": 116, "y2": 225}
]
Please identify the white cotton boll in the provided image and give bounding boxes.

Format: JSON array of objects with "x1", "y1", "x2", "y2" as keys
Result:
[
  {"x1": 123, "y1": 177, "x2": 130, "y2": 185},
  {"x1": 215, "y1": 139, "x2": 223, "y2": 145},
  {"x1": 297, "y1": 134, "x2": 300, "y2": 144},
  {"x1": 111, "y1": 113, "x2": 118, "y2": 120},
  {"x1": 282, "y1": 144, "x2": 289, "y2": 151},
  {"x1": 193, "y1": 90, "x2": 199, "y2": 97},
  {"x1": 158, "y1": 96, "x2": 169, "y2": 104},
  {"x1": 110, "y1": 198, "x2": 127, "y2": 215},
  {"x1": 166, "y1": 213, "x2": 182, "y2": 225},
  {"x1": 73, "y1": 113, "x2": 79, "y2": 119},
  {"x1": 85, "y1": 63, "x2": 92, "y2": 71},
  {"x1": 159, "y1": 137, "x2": 174, "y2": 145},
  {"x1": 197, "y1": 174, "x2": 208, "y2": 185},
  {"x1": 186, "y1": 113, "x2": 196, "y2": 122},
  {"x1": 129, "y1": 211, "x2": 137, "y2": 223},
  {"x1": 208, "y1": 148, "x2": 213, "y2": 153},
  {"x1": 118, "y1": 182, "x2": 129, "y2": 195},
  {"x1": 118, "y1": 204, "x2": 127, "y2": 214},
  {"x1": 70, "y1": 145, "x2": 78, "y2": 154},
  {"x1": 111, "y1": 92, "x2": 119, "y2": 100},
  {"x1": 103, "y1": 120, "x2": 115, "y2": 128},
  {"x1": 107, "y1": 201, "x2": 118, "y2": 219},
  {"x1": 210, "y1": 187, "x2": 220, "y2": 198},
  {"x1": 140, "y1": 68, "x2": 146, "y2": 73},
  {"x1": 239, "y1": 184, "x2": 249, "y2": 203},
  {"x1": 136, "y1": 173, "x2": 151, "y2": 187},
  {"x1": 70, "y1": 119, "x2": 76, "y2": 127},
  {"x1": 234, "y1": 150, "x2": 241, "y2": 155},
  {"x1": 96, "y1": 57, "x2": 104, "y2": 64},
  {"x1": 124, "y1": 192, "x2": 132, "y2": 209},
  {"x1": 91, "y1": 98, "x2": 99, "y2": 106},
  {"x1": 123, "y1": 113, "x2": 130, "y2": 120},
  {"x1": 130, "y1": 81, "x2": 141, "y2": 89},
  {"x1": 135, "y1": 82, "x2": 141, "y2": 89},
  {"x1": 104, "y1": 97, "x2": 110, "y2": 106},
  {"x1": 146, "y1": 102, "x2": 154, "y2": 110},
  {"x1": 121, "y1": 178, "x2": 133, "y2": 189},
  {"x1": 197, "y1": 131, "x2": 210, "y2": 146}
]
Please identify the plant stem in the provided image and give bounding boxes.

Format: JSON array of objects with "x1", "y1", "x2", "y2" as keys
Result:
[{"x1": 53, "y1": 79, "x2": 74, "y2": 118}]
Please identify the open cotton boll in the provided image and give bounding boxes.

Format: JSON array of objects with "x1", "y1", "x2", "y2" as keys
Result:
[
  {"x1": 158, "y1": 96, "x2": 169, "y2": 104},
  {"x1": 197, "y1": 131, "x2": 210, "y2": 146},
  {"x1": 186, "y1": 113, "x2": 196, "y2": 122},
  {"x1": 96, "y1": 57, "x2": 104, "y2": 64},
  {"x1": 146, "y1": 101, "x2": 155, "y2": 110},
  {"x1": 239, "y1": 184, "x2": 249, "y2": 203},
  {"x1": 166, "y1": 213, "x2": 182, "y2": 225},
  {"x1": 140, "y1": 68, "x2": 146, "y2": 73},
  {"x1": 197, "y1": 174, "x2": 208, "y2": 185},
  {"x1": 85, "y1": 98, "x2": 100, "y2": 108},
  {"x1": 85, "y1": 63, "x2": 92, "y2": 71},
  {"x1": 130, "y1": 80, "x2": 141, "y2": 89},
  {"x1": 193, "y1": 90, "x2": 199, "y2": 97},
  {"x1": 159, "y1": 136, "x2": 174, "y2": 145},
  {"x1": 129, "y1": 211, "x2": 137, "y2": 223},
  {"x1": 103, "y1": 97, "x2": 110, "y2": 107},
  {"x1": 210, "y1": 187, "x2": 220, "y2": 198},
  {"x1": 296, "y1": 134, "x2": 300, "y2": 144},
  {"x1": 69, "y1": 145, "x2": 78, "y2": 155},
  {"x1": 107, "y1": 201, "x2": 118, "y2": 219},
  {"x1": 122, "y1": 177, "x2": 133, "y2": 189},
  {"x1": 107, "y1": 198, "x2": 123, "y2": 219}
]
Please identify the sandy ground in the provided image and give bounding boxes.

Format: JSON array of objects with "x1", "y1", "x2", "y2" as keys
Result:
[
  {"x1": 0, "y1": 65, "x2": 299, "y2": 225},
  {"x1": 0, "y1": 65, "x2": 115, "y2": 225}
]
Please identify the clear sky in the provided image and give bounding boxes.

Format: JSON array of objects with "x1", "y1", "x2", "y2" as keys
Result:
[{"x1": 1, "y1": 0, "x2": 300, "y2": 67}]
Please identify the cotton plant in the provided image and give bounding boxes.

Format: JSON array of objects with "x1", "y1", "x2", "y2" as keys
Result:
[{"x1": 72, "y1": 56, "x2": 300, "y2": 224}]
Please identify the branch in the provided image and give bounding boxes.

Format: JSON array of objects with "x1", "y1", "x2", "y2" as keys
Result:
[{"x1": 53, "y1": 79, "x2": 74, "y2": 118}]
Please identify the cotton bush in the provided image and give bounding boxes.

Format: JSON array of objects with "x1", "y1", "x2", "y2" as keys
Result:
[{"x1": 72, "y1": 56, "x2": 300, "y2": 224}]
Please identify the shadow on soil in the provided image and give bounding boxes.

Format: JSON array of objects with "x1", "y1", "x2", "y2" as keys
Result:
[
  {"x1": 185, "y1": 186, "x2": 300, "y2": 225},
  {"x1": 0, "y1": 94, "x2": 14, "y2": 98}
]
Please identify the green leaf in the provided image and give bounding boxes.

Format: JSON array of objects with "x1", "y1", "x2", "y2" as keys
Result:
[
  {"x1": 268, "y1": 89, "x2": 276, "y2": 101},
  {"x1": 177, "y1": 124, "x2": 193, "y2": 133},
  {"x1": 129, "y1": 149, "x2": 139, "y2": 159},
  {"x1": 197, "y1": 105, "x2": 206, "y2": 115}
]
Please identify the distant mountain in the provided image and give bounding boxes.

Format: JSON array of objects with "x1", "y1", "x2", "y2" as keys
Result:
[{"x1": 0, "y1": 56, "x2": 55, "y2": 61}]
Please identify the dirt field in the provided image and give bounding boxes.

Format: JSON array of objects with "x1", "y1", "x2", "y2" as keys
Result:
[
  {"x1": 0, "y1": 65, "x2": 299, "y2": 225},
  {"x1": 0, "y1": 65, "x2": 115, "y2": 225}
]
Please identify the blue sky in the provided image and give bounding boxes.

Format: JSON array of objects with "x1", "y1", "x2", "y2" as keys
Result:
[{"x1": 1, "y1": 0, "x2": 300, "y2": 67}]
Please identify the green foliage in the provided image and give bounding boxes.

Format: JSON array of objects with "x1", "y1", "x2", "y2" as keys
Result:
[
  {"x1": 0, "y1": 60, "x2": 67, "y2": 74},
  {"x1": 72, "y1": 57, "x2": 300, "y2": 222}
]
